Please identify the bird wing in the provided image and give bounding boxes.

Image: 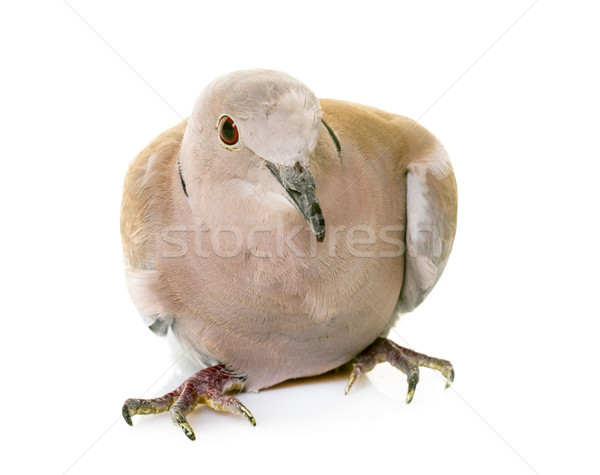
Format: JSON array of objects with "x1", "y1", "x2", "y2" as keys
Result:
[
  {"x1": 121, "y1": 119, "x2": 188, "y2": 334},
  {"x1": 319, "y1": 99, "x2": 457, "y2": 315},
  {"x1": 397, "y1": 142, "x2": 457, "y2": 313}
]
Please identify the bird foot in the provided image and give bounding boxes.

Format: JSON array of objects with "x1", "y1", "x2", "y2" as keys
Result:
[
  {"x1": 345, "y1": 337, "x2": 454, "y2": 403},
  {"x1": 122, "y1": 364, "x2": 255, "y2": 440}
]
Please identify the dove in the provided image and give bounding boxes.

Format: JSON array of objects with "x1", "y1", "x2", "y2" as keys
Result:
[{"x1": 121, "y1": 69, "x2": 457, "y2": 440}]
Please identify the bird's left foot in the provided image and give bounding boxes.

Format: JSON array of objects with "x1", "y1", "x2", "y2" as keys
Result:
[{"x1": 345, "y1": 337, "x2": 454, "y2": 403}]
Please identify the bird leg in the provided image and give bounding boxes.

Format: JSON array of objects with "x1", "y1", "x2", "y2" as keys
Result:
[
  {"x1": 345, "y1": 337, "x2": 454, "y2": 403},
  {"x1": 122, "y1": 364, "x2": 255, "y2": 441}
]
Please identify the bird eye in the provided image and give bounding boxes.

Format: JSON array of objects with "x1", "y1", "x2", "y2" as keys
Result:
[{"x1": 218, "y1": 115, "x2": 239, "y2": 146}]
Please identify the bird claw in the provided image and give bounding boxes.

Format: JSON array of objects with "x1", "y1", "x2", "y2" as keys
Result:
[
  {"x1": 171, "y1": 407, "x2": 196, "y2": 441},
  {"x1": 444, "y1": 367, "x2": 455, "y2": 389},
  {"x1": 122, "y1": 364, "x2": 255, "y2": 440},
  {"x1": 344, "y1": 374, "x2": 355, "y2": 395},
  {"x1": 345, "y1": 338, "x2": 454, "y2": 403},
  {"x1": 406, "y1": 368, "x2": 419, "y2": 404},
  {"x1": 344, "y1": 363, "x2": 364, "y2": 395},
  {"x1": 235, "y1": 400, "x2": 257, "y2": 426},
  {"x1": 122, "y1": 401, "x2": 135, "y2": 426}
]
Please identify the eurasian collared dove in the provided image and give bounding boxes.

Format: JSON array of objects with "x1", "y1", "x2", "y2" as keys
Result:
[{"x1": 121, "y1": 69, "x2": 457, "y2": 440}]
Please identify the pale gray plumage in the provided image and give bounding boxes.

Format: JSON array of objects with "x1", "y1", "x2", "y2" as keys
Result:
[{"x1": 121, "y1": 69, "x2": 457, "y2": 420}]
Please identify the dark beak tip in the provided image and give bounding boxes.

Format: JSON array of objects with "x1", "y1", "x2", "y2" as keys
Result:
[
  {"x1": 310, "y1": 209, "x2": 325, "y2": 243},
  {"x1": 269, "y1": 161, "x2": 326, "y2": 244}
]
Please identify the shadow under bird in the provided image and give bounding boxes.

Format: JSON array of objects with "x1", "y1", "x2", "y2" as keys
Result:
[{"x1": 121, "y1": 69, "x2": 457, "y2": 440}]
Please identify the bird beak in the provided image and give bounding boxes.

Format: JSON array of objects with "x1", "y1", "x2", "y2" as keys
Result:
[{"x1": 265, "y1": 161, "x2": 325, "y2": 242}]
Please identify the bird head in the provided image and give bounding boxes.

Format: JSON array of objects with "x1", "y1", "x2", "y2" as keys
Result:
[{"x1": 179, "y1": 69, "x2": 325, "y2": 242}]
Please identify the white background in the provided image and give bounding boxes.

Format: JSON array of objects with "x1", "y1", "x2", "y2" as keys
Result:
[{"x1": 1, "y1": 1, "x2": 599, "y2": 474}]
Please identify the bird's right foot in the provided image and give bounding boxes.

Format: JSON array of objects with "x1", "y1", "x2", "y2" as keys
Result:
[{"x1": 122, "y1": 364, "x2": 255, "y2": 441}]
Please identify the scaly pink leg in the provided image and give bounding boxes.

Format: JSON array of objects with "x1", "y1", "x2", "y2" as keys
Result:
[
  {"x1": 122, "y1": 364, "x2": 255, "y2": 441},
  {"x1": 345, "y1": 338, "x2": 454, "y2": 403}
]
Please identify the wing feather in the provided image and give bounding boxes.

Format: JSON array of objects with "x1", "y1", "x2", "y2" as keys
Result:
[
  {"x1": 396, "y1": 142, "x2": 458, "y2": 313},
  {"x1": 120, "y1": 119, "x2": 188, "y2": 334}
]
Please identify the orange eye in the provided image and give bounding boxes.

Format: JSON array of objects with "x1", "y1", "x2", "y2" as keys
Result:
[{"x1": 218, "y1": 115, "x2": 239, "y2": 145}]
